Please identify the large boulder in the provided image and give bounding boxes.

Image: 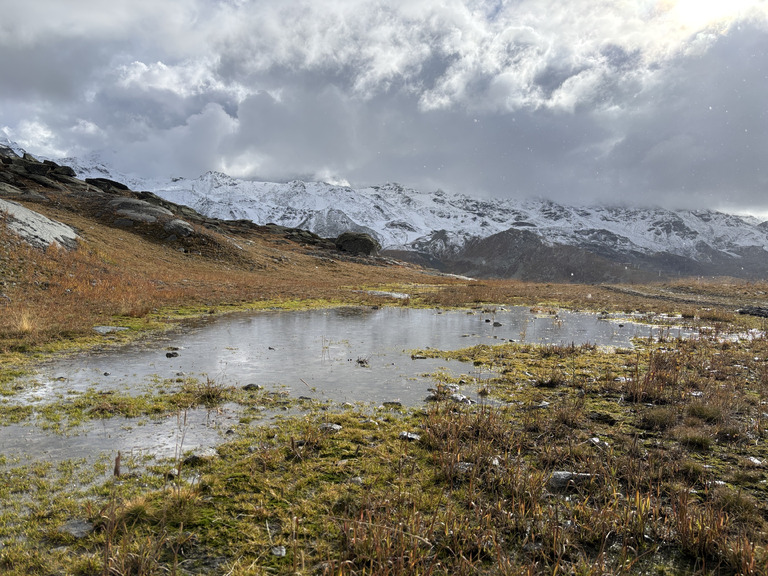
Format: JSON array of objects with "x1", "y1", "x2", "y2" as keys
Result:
[
  {"x1": 0, "y1": 198, "x2": 79, "y2": 249},
  {"x1": 335, "y1": 231, "x2": 381, "y2": 256}
]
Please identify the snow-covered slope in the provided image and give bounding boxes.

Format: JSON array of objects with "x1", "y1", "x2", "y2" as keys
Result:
[
  {"x1": 0, "y1": 136, "x2": 28, "y2": 159},
  {"x1": 50, "y1": 148, "x2": 768, "y2": 277}
]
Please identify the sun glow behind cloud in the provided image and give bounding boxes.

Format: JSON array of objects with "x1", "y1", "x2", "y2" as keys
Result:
[{"x1": 666, "y1": 0, "x2": 761, "y2": 31}]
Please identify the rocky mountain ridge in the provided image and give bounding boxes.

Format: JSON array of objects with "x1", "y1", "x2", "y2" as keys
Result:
[{"x1": 6, "y1": 138, "x2": 767, "y2": 281}]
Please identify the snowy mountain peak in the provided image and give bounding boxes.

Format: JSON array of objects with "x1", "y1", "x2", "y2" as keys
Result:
[
  {"x1": 0, "y1": 137, "x2": 27, "y2": 158},
  {"x1": 51, "y1": 151, "x2": 768, "y2": 280}
]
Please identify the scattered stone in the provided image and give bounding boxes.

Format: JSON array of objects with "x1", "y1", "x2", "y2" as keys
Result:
[
  {"x1": 589, "y1": 437, "x2": 610, "y2": 451},
  {"x1": 399, "y1": 431, "x2": 421, "y2": 442},
  {"x1": 183, "y1": 448, "x2": 218, "y2": 466},
  {"x1": 548, "y1": 471, "x2": 594, "y2": 491},
  {"x1": 349, "y1": 476, "x2": 364, "y2": 486},
  {"x1": 57, "y1": 519, "x2": 94, "y2": 539},
  {"x1": 747, "y1": 457, "x2": 763, "y2": 467},
  {"x1": 93, "y1": 325, "x2": 129, "y2": 335},
  {"x1": 242, "y1": 383, "x2": 263, "y2": 391},
  {"x1": 455, "y1": 462, "x2": 474, "y2": 475},
  {"x1": 166, "y1": 351, "x2": 179, "y2": 358},
  {"x1": 450, "y1": 393, "x2": 473, "y2": 404},
  {"x1": 493, "y1": 321, "x2": 502, "y2": 327},
  {"x1": 320, "y1": 423, "x2": 342, "y2": 433},
  {"x1": 271, "y1": 546, "x2": 286, "y2": 557}
]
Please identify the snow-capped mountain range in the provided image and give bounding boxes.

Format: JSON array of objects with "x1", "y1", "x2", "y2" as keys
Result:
[{"x1": 4, "y1": 137, "x2": 766, "y2": 280}]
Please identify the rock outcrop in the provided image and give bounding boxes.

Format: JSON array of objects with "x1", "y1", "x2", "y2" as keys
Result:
[
  {"x1": 0, "y1": 146, "x2": 396, "y2": 267},
  {"x1": 335, "y1": 231, "x2": 381, "y2": 256},
  {"x1": 0, "y1": 198, "x2": 79, "y2": 249}
]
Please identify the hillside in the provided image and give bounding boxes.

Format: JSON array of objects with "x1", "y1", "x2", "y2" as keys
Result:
[{"x1": 0, "y1": 144, "x2": 438, "y2": 351}]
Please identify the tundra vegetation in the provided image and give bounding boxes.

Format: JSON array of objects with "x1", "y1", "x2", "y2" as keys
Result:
[{"x1": 3, "y1": 202, "x2": 768, "y2": 574}]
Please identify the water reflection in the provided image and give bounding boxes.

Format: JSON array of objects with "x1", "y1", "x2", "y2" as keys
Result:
[
  {"x1": 26, "y1": 307, "x2": 656, "y2": 406},
  {"x1": 2, "y1": 306, "x2": 672, "y2": 463}
]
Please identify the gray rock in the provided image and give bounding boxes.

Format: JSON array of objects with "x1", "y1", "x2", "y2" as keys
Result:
[
  {"x1": 271, "y1": 546, "x2": 286, "y2": 557},
  {"x1": 52, "y1": 165, "x2": 77, "y2": 177},
  {"x1": 0, "y1": 182, "x2": 23, "y2": 196},
  {"x1": 548, "y1": 471, "x2": 594, "y2": 491},
  {"x1": 93, "y1": 325, "x2": 129, "y2": 335},
  {"x1": 164, "y1": 218, "x2": 195, "y2": 238},
  {"x1": 0, "y1": 198, "x2": 79, "y2": 250},
  {"x1": 183, "y1": 448, "x2": 218, "y2": 466},
  {"x1": 450, "y1": 393, "x2": 473, "y2": 404},
  {"x1": 85, "y1": 177, "x2": 130, "y2": 192},
  {"x1": 58, "y1": 519, "x2": 94, "y2": 539},
  {"x1": 116, "y1": 210, "x2": 157, "y2": 224},
  {"x1": 319, "y1": 423, "x2": 342, "y2": 433},
  {"x1": 399, "y1": 431, "x2": 421, "y2": 442},
  {"x1": 335, "y1": 231, "x2": 381, "y2": 256},
  {"x1": 107, "y1": 197, "x2": 174, "y2": 223}
]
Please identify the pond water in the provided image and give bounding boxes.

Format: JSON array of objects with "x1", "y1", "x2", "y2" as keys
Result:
[
  {"x1": 1, "y1": 306, "x2": 669, "y2": 463},
  {"x1": 25, "y1": 306, "x2": 659, "y2": 405}
]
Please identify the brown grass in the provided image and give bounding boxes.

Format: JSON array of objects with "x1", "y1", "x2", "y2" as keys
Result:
[{"x1": 0, "y1": 203, "x2": 450, "y2": 352}]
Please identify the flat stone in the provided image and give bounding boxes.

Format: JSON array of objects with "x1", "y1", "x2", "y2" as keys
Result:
[
  {"x1": 0, "y1": 198, "x2": 79, "y2": 250},
  {"x1": 58, "y1": 519, "x2": 94, "y2": 539},
  {"x1": 93, "y1": 326, "x2": 129, "y2": 334},
  {"x1": 164, "y1": 218, "x2": 195, "y2": 237},
  {"x1": 319, "y1": 423, "x2": 342, "y2": 433},
  {"x1": 549, "y1": 471, "x2": 594, "y2": 491}
]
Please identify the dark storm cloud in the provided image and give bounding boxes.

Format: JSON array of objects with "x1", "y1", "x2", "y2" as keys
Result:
[
  {"x1": 2, "y1": 0, "x2": 768, "y2": 214},
  {"x1": 597, "y1": 25, "x2": 768, "y2": 210}
]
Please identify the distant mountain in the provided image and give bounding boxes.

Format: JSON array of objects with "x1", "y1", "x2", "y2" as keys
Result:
[
  {"x1": 0, "y1": 136, "x2": 28, "y2": 159},
  {"x1": 45, "y1": 147, "x2": 768, "y2": 281}
]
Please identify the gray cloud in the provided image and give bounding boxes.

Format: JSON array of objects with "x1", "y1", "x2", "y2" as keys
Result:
[{"x1": 2, "y1": 0, "x2": 768, "y2": 214}]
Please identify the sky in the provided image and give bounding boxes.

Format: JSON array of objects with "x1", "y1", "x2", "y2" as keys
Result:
[{"x1": 1, "y1": 0, "x2": 767, "y2": 216}]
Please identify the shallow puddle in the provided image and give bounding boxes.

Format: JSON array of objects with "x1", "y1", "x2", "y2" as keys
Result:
[
  {"x1": 2, "y1": 306, "x2": 670, "y2": 463},
  {"x1": 22, "y1": 306, "x2": 659, "y2": 405}
]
